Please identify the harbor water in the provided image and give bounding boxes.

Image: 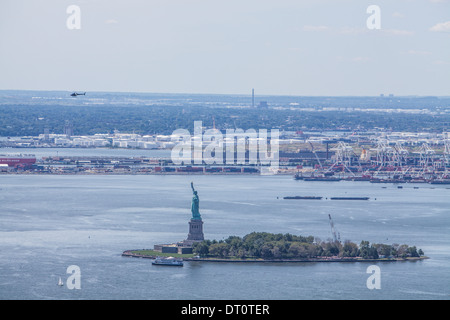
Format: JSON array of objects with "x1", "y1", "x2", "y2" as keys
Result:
[{"x1": 0, "y1": 173, "x2": 449, "y2": 300}]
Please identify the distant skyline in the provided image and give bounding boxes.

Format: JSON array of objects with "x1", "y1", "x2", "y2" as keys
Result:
[{"x1": 0, "y1": 0, "x2": 449, "y2": 96}]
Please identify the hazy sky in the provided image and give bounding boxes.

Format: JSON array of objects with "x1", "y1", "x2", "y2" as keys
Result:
[{"x1": 0, "y1": 0, "x2": 449, "y2": 96}]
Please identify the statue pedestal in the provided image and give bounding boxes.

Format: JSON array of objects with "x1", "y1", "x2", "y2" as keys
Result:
[{"x1": 186, "y1": 219, "x2": 204, "y2": 242}]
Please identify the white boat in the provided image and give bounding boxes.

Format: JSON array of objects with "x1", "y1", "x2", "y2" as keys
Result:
[
  {"x1": 58, "y1": 277, "x2": 64, "y2": 286},
  {"x1": 152, "y1": 257, "x2": 183, "y2": 266}
]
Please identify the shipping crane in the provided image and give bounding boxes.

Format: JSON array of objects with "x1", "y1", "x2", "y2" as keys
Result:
[
  {"x1": 328, "y1": 214, "x2": 340, "y2": 243},
  {"x1": 309, "y1": 141, "x2": 324, "y2": 170},
  {"x1": 329, "y1": 142, "x2": 357, "y2": 176}
]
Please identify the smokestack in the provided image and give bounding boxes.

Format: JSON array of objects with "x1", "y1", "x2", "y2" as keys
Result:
[{"x1": 252, "y1": 88, "x2": 255, "y2": 108}]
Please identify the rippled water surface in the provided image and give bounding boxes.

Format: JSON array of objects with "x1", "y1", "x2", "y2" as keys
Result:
[{"x1": 0, "y1": 174, "x2": 449, "y2": 300}]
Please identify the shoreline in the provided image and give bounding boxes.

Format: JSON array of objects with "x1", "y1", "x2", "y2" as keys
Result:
[
  {"x1": 0, "y1": 171, "x2": 292, "y2": 176},
  {"x1": 121, "y1": 250, "x2": 429, "y2": 263}
]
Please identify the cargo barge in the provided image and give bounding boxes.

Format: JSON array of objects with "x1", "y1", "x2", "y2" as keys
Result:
[
  {"x1": 303, "y1": 177, "x2": 341, "y2": 182},
  {"x1": 330, "y1": 197, "x2": 370, "y2": 200},
  {"x1": 283, "y1": 196, "x2": 323, "y2": 200},
  {"x1": 429, "y1": 180, "x2": 450, "y2": 185}
]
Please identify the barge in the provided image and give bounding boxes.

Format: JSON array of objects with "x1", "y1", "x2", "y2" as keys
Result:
[
  {"x1": 330, "y1": 197, "x2": 370, "y2": 201},
  {"x1": 283, "y1": 196, "x2": 323, "y2": 200}
]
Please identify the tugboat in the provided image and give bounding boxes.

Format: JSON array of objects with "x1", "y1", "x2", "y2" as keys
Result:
[
  {"x1": 152, "y1": 257, "x2": 184, "y2": 266},
  {"x1": 294, "y1": 172, "x2": 304, "y2": 180}
]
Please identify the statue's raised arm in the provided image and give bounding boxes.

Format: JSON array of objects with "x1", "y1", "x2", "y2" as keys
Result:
[{"x1": 191, "y1": 182, "x2": 195, "y2": 193}]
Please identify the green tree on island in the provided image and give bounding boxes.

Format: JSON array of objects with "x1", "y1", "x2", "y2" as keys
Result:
[{"x1": 192, "y1": 232, "x2": 424, "y2": 261}]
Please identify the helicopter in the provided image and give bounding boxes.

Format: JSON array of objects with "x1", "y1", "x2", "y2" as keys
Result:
[{"x1": 70, "y1": 92, "x2": 86, "y2": 97}]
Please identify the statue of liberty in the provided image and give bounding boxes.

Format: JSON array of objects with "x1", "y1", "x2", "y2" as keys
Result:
[{"x1": 190, "y1": 182, "x2": 201, "y2": 220}]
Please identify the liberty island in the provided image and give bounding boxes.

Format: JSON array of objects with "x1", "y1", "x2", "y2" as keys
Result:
[{"x1": 122, "y1": 183, "x2": 427, "y2": 263}]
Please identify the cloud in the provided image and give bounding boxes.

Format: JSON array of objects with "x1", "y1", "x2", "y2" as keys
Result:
[
  {"x1": 383, "y1": 29, "x2": 414, "y2": 36},
  {"x1": 433, "y1": 60, "x2": 450, "y2": 65},
  {"x1": 429, "y1": 21, "x2": 450, "y2": 32},
  {"x1": 392, "y1": 12, "x2": 405, "y2": 18},
  {"x1": 338, "y1": 27, "x2": 367, "y2": 35},
  {"x1": 301, "y1": 26, "x2": 414, "y2": 37},
  {"x1": 407, "y1": 50, "x2": 432, "y2": 55},
  {"x1": 302, "y1": 25, "x2": 329, "y2": 32},
  {"x1": 352, "y1": 57, "x2": 371, "y2": 63},
  {"x1": 303, "y1": 26, "x2": 367, "y2": 35},
  {"x1": 105, "y1": 19, "x2": 119, "y2": 24}
]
